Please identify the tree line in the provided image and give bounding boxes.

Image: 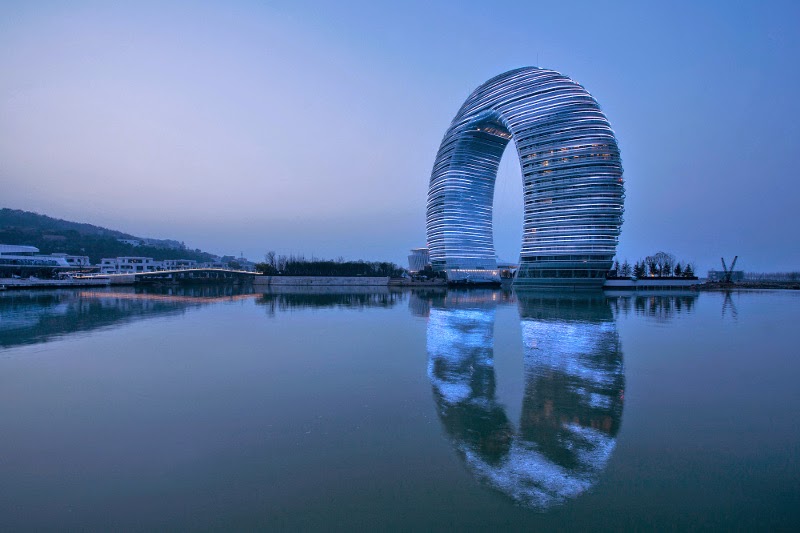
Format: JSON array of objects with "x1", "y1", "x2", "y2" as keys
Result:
[
  {"x1": 610, "y1": 251, "x2": 696, "y2": 279},
  {"x1": 255, "y1": 252, "x2": 406, "y2": 277}
]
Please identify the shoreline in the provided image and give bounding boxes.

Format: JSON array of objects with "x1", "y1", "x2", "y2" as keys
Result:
[
  {"x1": 697, "y1": 281, "x2": 800, "y2": 291},
  {"x1": 3, "y1": 276, "x2": 799, "y2": 293}
]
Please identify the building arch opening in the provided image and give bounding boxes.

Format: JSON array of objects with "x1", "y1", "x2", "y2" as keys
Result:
[{"x1": 493, "y1": 143, "x2": 524, "y2": 274}]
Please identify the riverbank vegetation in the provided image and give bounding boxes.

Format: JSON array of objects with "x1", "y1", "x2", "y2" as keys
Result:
[
  {"x1": 610, "y1": 251, "x2": 697, "y2": 279},
  {"x1": 255, "y1": 252, "x2": 406, "y2": 277}
]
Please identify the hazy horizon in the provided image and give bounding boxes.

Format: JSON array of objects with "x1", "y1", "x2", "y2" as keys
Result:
[{"x1": 2, "y1": 1, "x2": 799, "y2": 274}]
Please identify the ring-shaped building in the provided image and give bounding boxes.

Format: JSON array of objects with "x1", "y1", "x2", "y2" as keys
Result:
[{"x1": 426, "y1": 67, "x2": 624, "y2": 287}]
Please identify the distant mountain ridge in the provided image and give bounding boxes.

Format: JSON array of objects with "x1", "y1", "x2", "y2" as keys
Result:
[
  {"x1": 0, "y1": 208, "x2": 218, "y2": 264},
  {"x1": 0, "y1": 208, "x2": 137, "y2": 239}
]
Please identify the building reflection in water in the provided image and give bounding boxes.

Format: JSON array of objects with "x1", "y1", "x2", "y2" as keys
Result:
[
  {"x1": 0, "y1": 286, "x2": 255, "y2": 349},
  {"x1": 417, "y1": 289, "x2": 625, "y2": 510}
]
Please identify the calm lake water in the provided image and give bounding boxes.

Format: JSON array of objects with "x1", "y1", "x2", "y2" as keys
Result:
[{"x1": 1, "y1": 287, "x2": 798, "y2": 530}]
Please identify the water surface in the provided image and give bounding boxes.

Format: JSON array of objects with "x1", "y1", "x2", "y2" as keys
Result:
[{"x1": 1, "y1": 287, "x2": 798, "y2": 530}]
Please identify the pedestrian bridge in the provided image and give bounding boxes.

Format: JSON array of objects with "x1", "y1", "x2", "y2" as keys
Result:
[
  {"x1": 78, "y1": 268, "x2": 256, "y2": 285},
  {"x1": 135, "y1": 268, "x2": 256, "y2": 284}
]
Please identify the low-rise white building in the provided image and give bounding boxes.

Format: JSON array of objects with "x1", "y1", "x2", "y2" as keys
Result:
[
  {"x1": 163, "y1": 259, "x2": 197, "y2": 270},
  {"x1": 50, "y1": 253, "x2": 91, "y2": 267},
  {"x1": 408, "y1": 248, "x2": 430, "y2": 273},
  {"x1": 707, "y1": 270, "x2": 744, "y2": 282},
  {"x1": 100, "y1": 257, "x2": 164, "y2": 274},
  {"x1": 198, "y1": 261, "x2": 227, "y2": 269},
  {"x1": 1, "y1": 244, "x2": 71, "y2": 277}
]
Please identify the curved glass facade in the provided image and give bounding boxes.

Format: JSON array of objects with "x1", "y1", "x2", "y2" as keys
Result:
[{"x1": 426, "y1": 67, "x2": 624, "y2": 286}]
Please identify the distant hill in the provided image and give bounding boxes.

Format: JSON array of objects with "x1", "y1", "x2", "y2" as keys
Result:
[{"x1": 0, "y1": 208, "x2": 218, "y2": 264}]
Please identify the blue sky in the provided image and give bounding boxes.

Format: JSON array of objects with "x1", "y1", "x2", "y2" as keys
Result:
[{"x1": 1, "y1": 0, "x2": 798, "y2": 273}]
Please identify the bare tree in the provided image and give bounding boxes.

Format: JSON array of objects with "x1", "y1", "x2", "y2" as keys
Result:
[
  {"x1": 277, "y1": 254, "x2": 288, "y2": 272},
  {"x1": 265, "y1": 251, "x2": 277, "y2": 270},
  {"x1": 653, "y1": 251, "x2": 675, "y2": 277}
]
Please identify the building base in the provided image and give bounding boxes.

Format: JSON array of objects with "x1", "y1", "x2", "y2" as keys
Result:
[
  {"x1": 513, "y1": 255, "x2": 612, "y2": 289},
  {"x1": 444, "y1": 268, "x2": 501, "y2": 285}
]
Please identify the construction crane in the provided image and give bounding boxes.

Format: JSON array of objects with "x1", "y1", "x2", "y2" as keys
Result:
[{"x1": 720, "y1": 256, "x2": 739, "y2": 283}]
